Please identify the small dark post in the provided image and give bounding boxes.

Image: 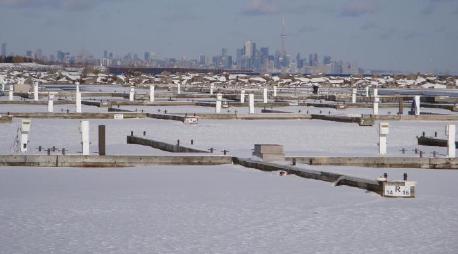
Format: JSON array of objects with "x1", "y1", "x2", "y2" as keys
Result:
[
  {"x1": 143, "y1": 131, "x2": 146, "y2": 136},
  {"x1": 38, "y1": 146, "x2": 42, "y2": 152},
  {"x1": 398, "y1": 97, "x2": 404, "y2": 115},
  {"x1": 403, "y1": 173, "x2": 408, "y2": 181},
  {"x1": 66, "y1": 109, "x2": 69, "y2": 113},
  {"x1": 191, "y1": 139, "x2": 194, "y2": 145},
  {"x1": 98, "y1": 125, "x2": 106, "y2": 156},
  {"x1": 47, "y1": 148, "x2": 51, "y2": 155},
  {"x1": 130, "y1": 131, "x2": 133, "y2": 136},
  {"x1": 414, "y1": 148, "x2": 418, "y2": 154},
  {"x1": 177, "y1": 139, "x2": 180, "y2": 147},
  {"x1": 422, "y1": 131, "x2": 425, "y2": 137},
  {"x1": 62, "y1": 148, "x2": 66, "y2": 155},
  {"x1": 292, "y1": 158, "x2": 296, "y2": 166},
  {"x1": 433, "y1": 151, "x2": 437, "y2": 157},
  {"x1": 435, "y1": 131, "x2": 438, "y2": 137},
  {"x1": 319, "y1": 110, "x2": 322, "y2": 114},
  {"x1": 52, "y1": 146, "x2": 56, "y2": 152},
  {"x1": 164, "y1": 110, "x2": 167, "y2": 114},
  {"x1": 420, "y1": 151, "x2": 423, "y2": 157},
  {"x1": 223, "y1": 150, "x2": 228, "y2": 155},
  {"x1": 209, "y1": 148, "x2": 214, "y2": 153},
  {"x1": 401, "y1": 148, "x2": 406, "y2": 154},
  {"x1": 384, "y1": 173, "x2": 388, "y2": 179}
]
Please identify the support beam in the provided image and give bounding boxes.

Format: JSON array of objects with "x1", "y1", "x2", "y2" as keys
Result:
[
  {"x1": 80, "y1": 121, "x2": 90, "y2": 155},
  {"x1": 249, "y1": 93, "x2": 255, "y2": 114}
]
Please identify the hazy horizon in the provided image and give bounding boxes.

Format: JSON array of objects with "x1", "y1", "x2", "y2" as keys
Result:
[{"x1": 0, "y1": 0, "x2": 457, "y2": 73}]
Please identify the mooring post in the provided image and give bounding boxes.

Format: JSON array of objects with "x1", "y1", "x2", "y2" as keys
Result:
[
  {"x1": 33, "y1": 82, "x2": 39, "y2": 101},
  {"x1": 215, "y1": 93, "x2": 222, "y2": 113},
  {"x1": 98, "y1": 125, "x2": 106, "y2": 156},
  {"x1": 149, "y1": 85, "x2": 155, "y2": 102},
  {"x1": 8, "y1": 84, "x2": 13, "y2": 101},
  {"x1": 47, "y1": 93, "x2": 54, "y2": 113},
  {"x1": 80, "y1": 121, "x2": 90, "y2": 156},
  {"x1": 351, "y1": 88, "x2": 357, "y2": 103},
  {"x1": 379, "y1": 122, "x2": 389, "y2": 155},
  {"x1": 398, "y1": 97, "x2": 404, "y2": 115},
  {"x1": 263, "y1": 88, "x2": 268, "y2": 103},
  {"x1": 404, "y1": 173, "x2": 408, "y2": 181},
  {"x1": 129, "y1": 86, "x2": 135, "y2": 102},
  {"x1": 240, "y1": 89, "x2": 245, "y2": 103},
  {"x1": 447, "y1": 124, "x2": 456, "y2": 158},
  {"x1": 248, "y1": 94, "x2": 255, "y2": 114}
]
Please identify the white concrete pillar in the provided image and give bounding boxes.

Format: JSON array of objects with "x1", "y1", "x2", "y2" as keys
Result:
[
  {"x1": 249, "y1": 93, "x2": 255, "y2": 114},
  {"x1": 263, "y1": 88, "x2": 268, "y2": 103},
  {"x1": 1, "y1": 81, "x2": 4, "y2": 92},
  {"x1": 129, "y1": 86, "x2": 135, "y2": 102},
  {"x1": 76, "y1": 92, "x2": 82, "y2": 113},
  {"x1": 273, "y1": 86, "x2": 277, "y2": 97},
  {"x1": 379, "y1": 122, "x2": 389, "y2": 155},
  {"x1": 47, "y1": 93, "x2": 54, "y2": 112},
  {"x1": 414, "y1": 95, "x2": 421, "y2": 116},
  {"x1": 80, "y1": 121, "x2": 90, "y2": 156},
  {"x1": 149, "y1": 85, "x2": 155, "y2": 102},
  {"x1": 177, "y1": 83, "x2": 181, "y2": 95},
  {"x1": 76, "y1": 82, "x2": 80, "y2": 93},
  {"x1": 210, "y1": 83, "x2": 214, "y2": 95},
  {"x1": 20, "y1": 119, "x2": 32, "y2": 153},
  {"x1": 447, "y1": 124, "x2": 456, "y2": 158},
  {"x1": 240, "y1": 89, "x2": 245, "y2": 103},
  {"x1": 373, "y1": 88, "x2": 378, "y2": 97},
  {"x1": 351, "y1": 88, "x2": 357, "y2": 104},
  {"x1": 33, "y1": 82, "x2": 39, "y2": 101},
  {"x1": 215, "y1": 93, "x2": 222, "y2": 113},
  {"x1": 8, "y1": 84, "x2": 13, "y2": 101},
  {"x1": 373, "y1": 96, "x2": 379, "y2": 115}
]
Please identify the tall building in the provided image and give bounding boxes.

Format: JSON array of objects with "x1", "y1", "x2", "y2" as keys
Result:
[
  {"x1": 323, "y1": 56, "x2": 332, "y2": 65},
  {"x1": 221, "y1": 48, "x2": 228, "y2": 57},
  {"x1": 1, "y1": 43, "x2": 6, "y2": 57},
  {"x1": 244, "y1": 41, "x2": 256, "y2": 58}
]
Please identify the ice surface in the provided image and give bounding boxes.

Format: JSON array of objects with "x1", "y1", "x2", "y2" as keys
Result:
[{"x1": 0, "y1": 165, "x2": 457, "y2": 254}]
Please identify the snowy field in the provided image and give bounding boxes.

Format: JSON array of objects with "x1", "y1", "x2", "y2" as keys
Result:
[{"x1": 0, "y1": 165, "x2": 457, "y2": 254}]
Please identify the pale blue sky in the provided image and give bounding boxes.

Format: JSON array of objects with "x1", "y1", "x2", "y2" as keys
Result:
[{"x1": 0, "y1": 0, "x2": 457, "y2": 73}]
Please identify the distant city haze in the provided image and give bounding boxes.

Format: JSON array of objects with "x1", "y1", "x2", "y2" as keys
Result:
[{"x1": 0, "y1": 0, "x2": 457, "y2": 74}]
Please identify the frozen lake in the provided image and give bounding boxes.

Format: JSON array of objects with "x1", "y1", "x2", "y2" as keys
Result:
[{"x1": 0, "y1": 165, "x2": 457, "y2": 254}]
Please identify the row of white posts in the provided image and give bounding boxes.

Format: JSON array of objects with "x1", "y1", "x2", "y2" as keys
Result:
[
  {"x1": 17, "y1": 119, "x2": 91, "y2": 155},
  {"x1": 215, "y1": 86, "x2": 278, "y2": 114},
  {"x1": 378, "y1": 122, "x2": 455, "y2": 158}
]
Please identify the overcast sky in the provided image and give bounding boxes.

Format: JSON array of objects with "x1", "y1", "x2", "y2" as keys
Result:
[{"x1": 0, "y1": 0, "x2": 457, "y2": 73}]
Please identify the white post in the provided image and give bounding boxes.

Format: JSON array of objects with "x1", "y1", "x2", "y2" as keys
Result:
[
  {"x1": 447, "y1": 124, "x2": 456, "y2": 158},
  {"x1": 81, "y1": 120, "x2": 90, "y2": 156},
  {"x1": 249, "y1": 93, "x2": 255, "y2": 114},
  {"x1": 215, "y1": 93, "x2": 222, "y2": 113},
  {"x1": 47, "y1": 93, "x2": 54, "y2": 112},
  {"x1": 365, "y1": 86, "x2": 369, "y2": 97},
  {"x1": 149, "y1": 85, "x2": 155, "y2": 102},
  {"x1": 1, "y1": 81, "x2": 4, "y2": 92},
  {"x1": 20, "y1": 119, "x2": 32, "y2": 153},
  {"x1": 33, "y1": 82, "x2": 39, "y2": 101},
  {"x1": 373, "y1": 88, "x2": 378, "y2": 97},
  {"x1": 373, "y1": 96, "x2": 379, "y2": 115},
  {"x1": 210, "y1": 83, "x2": 214, "y2": 95},
  {"x1": 76, "y1": 92, "x2": 82, "y2": 113},
  {"x1": 414, "y1": 95, "x2": 421, "y2": 116},
  {"x1": 129, "y1": 86, "x2": 135, "y2": 102},
  {"x1": 177, "y1": 83, "x2": 181, "y2": 95},
  {"x1": 263, "y1": 88, "x2": 268, "y2": 103},
  {"x1": 240, "y1": 89, "x2": 245, "y2": 103},
  {"x1": 8, "y1": 84, "x2": 13, "y2": 101},
  {"x1": 379, "y1": 122, "x2": 389, "y2": 155},
  {"x1": 351, "y1": 88, "x2": 357, "y2": 103},
  {"x1": 76, "y1": 82, "x2": 80, "y2": 93},
  {"x1": 273, "y1": 86, "x2": 278, "y2": 97}
]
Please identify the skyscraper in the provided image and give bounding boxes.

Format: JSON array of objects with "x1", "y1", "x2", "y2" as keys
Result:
[
  {"x1": 1, "y1": 43, "x2": 6, "y2": 57},
  {"x1": 244, "y1": 41, "x2": 256, "y2": 58}
]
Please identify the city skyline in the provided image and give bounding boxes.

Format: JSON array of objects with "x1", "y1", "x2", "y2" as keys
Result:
[{"x1": 0, "y1": 0, "x2": 457, "y2": 73}]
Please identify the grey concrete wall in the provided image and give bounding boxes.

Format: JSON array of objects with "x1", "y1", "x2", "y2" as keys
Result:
[
  {"x1": 0, "y1": 155, "x2": 232, "y2": 167},
  {"x1": 4, "y1": 112, "x2": 147, "y2": 119},
  {"x1": 127, "y1": 136, "x2": 209, "y2": 153},
  {"x1": 286, "y1": 156, "x2": 458, "y2": 169},
  {"x1": 232, "y1": 157, "x2": 383, "y2": 194}
]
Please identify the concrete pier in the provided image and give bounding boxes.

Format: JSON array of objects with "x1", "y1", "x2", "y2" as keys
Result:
[
  {"x1": 127, "y1": 135, "x2": 210, "y2": 153},
  {"x1": 0, "y1": 155, "x2": 232, "y2": 167},
  {"x1": 232, "y1": 158, "x2": 383, "y2": 195}
]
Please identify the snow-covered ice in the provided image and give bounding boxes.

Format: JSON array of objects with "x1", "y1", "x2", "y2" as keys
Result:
[{"x1": 0, "y1": 165, "x2": 457, "y2": 254}]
